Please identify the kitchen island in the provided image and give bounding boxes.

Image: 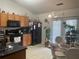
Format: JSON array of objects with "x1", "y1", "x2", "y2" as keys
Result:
[{"x1": 0, "y1": 46, "x2": 27, "y2": 59}]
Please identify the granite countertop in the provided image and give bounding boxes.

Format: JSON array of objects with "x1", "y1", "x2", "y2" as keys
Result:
[{"x1": 0, "y1": 45, "x2": 27, "y2": 57}]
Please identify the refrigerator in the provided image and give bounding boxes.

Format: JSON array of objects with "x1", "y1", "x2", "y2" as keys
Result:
[{"x1": 30, "y1": 21, "x2": 42, "y2": 45}]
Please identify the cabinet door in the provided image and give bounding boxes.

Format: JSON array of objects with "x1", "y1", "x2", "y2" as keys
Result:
[
  {"x1": 28, "y1": 34, "x2": 32, "y2": 45},
  {"x1": 23, "y1": 34, "x2": 28, "y2": 47},
  {"x1": 14, "y1": 15, "x2": 20, "y2": 21},
  {"x1": 23, "y1": 34, "x2": 32, "y2": 47},
  {"x1": 20, "y1": 16, "x2": 29, "y2": 27},
  {"x1": 7, "y1": 14, "x2": 15, "y2": 20},
  {"x1": 20, "y1": 16, "x2": 26, "y2": 27},
  {"x1": 25, "y1": 17, "x2": 29, "y2": 26},
  {"x1": 0, "y1": 13, "x2": 8, "y2": 26}
]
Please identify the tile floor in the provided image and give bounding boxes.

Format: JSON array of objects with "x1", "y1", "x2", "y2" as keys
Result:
[{"x1": 26, "y1": 44, "x2": 52, "y2": 59}]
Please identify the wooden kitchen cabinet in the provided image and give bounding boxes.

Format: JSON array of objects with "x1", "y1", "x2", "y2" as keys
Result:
[
  {"x1": 0, "y1": 12, "x2": 28, "y2": 27},
  {"x1": 7, "y1": 13, "x2": 15, "y2": 20},
  {"x1": 23, "y1": 34, "x2": 32, "y2": 47},
  {"x1": 25, "y1": 17, "x2": 29, "y2": 26},
  {"x1": 23, "y1": 34, "x2": 29, "y2": 47},
  {"x1": 20, "y1": 16, "x2": 29, "y2": 27},
  {"x1": 0, "y1": 13, "x2": 8, "y2": 26},
  {"x1": 0, "y1": 12, "x2": 30, "y2": 47},
  {"x1": 28, "y1": 34, "x2": 32, "y2": 45},
  {"x1": 0, "y1": 47, "x2": 26, "y2": 59},
  {"x1": 20, "y1": 16, "x2": 26, "y2": 27},
  {"x1": 14, "y1": 15, "x2": 20, "y2": 21}
]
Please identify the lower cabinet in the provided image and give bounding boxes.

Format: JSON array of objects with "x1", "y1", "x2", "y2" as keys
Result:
[
  {"x1": 27, "y1": 34, "x2": 32, "y2": 45},
  {"x1": 23, "y1": 34, "x2": 32, "y2": 47},
  {"x1": 0, "y1": 13, "x2": 8, "y2": 26},
  {"x1": 0, "y1": 49, "x2": 26, "y2": 59}
]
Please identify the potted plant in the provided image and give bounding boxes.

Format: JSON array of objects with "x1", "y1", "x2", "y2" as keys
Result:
[
  {"x1": 45, "y1": 27, "x2": 50, "y2": 47},
  {"x1": 44, "y1": 19, "x2": 50, "y2": 47}
]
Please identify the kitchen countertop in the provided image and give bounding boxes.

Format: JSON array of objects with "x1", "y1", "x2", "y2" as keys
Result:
[{"x1": 0, "y1": 45, "x2": 27, "y2": 57}]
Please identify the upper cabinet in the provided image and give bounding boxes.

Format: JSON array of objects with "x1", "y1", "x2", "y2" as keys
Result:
[
  {"x1": 7, "y1": 13, "x2": 15, "y2": 20},
  {"x1": 0, "y1": 13, "x2": 8, "y2": 26},
  {"x1": 14, "y1": 15, "x2": 20, "y2": 21},
  {"x1": 0, "y1": 12, "x2": 29, "y2": 27},
  {"x1": 25, "y1": 17, "x2": 29, "y2": 26},
  {"x1": 0, "y1": 11, "x2": 31, "y2": 47},
  {"x1": 20, "y1": 16, "x2": 29, "y2": 27}
]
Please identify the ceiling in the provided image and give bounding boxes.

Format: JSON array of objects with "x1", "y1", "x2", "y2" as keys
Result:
[{"x1": 13, "y1": 0, "x2": 79, "y2": 14}]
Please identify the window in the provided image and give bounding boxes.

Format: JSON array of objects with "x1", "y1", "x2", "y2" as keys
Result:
[{"x1": 50, "y1": 20, "x2": 61, "y2": 43}]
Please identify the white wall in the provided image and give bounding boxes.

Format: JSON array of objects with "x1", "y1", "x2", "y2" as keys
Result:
[
  {"x1": 1, "y1": 0, "x2": 79, "y2": 45},
  {"x1": 0, "y1": 0, "x2": 35, "y2": 19},
  {"x1": 37, "y1": 8, "x2": 79, "y2": 44}
]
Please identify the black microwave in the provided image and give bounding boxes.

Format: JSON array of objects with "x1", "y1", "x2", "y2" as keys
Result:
[{"x1": 7, "y1": 20, "x2": 20, "y2": 27}]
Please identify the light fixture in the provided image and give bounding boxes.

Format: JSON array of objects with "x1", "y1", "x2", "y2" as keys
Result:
[
  {"x1": 48, "y1": 14, "x2": 52, "y2": 18},
  {"x1": 48, "y1": 12, "x2": 58, "y2": 18},
  {"x1": 52, "y1": 12, "x2": 58, "y2": 18}
]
